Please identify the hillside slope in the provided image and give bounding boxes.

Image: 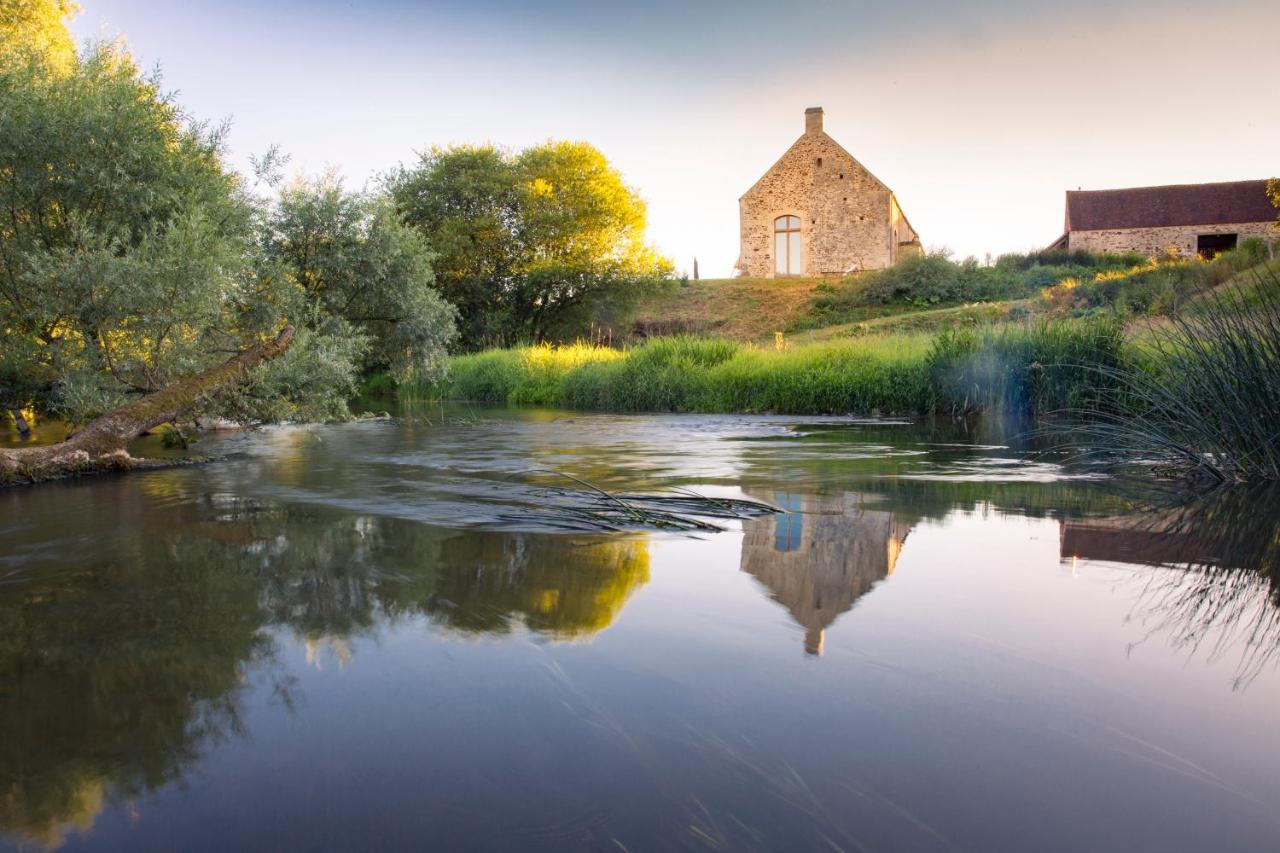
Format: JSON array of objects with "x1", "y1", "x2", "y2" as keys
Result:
[{"x1": 631, "y1": 277, "x2": 828, "y2": 342}]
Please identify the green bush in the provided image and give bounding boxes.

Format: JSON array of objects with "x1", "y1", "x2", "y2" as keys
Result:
[
  {"x1": 1041, "y1": 242, "x2": 1278, "y2": 317},
  {"x1": 805, "y1": 249, "x2": 1148, "y2": 327}
]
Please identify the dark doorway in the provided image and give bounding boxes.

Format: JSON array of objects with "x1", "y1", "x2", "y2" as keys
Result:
[{"x1": 1197, "y1": 233, "x2": 1237, "y2": 259}]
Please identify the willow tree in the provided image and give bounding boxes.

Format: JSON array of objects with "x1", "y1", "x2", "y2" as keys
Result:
[
  {"x1": 0, "y1": 24, "x2": 375, "y2": 480},
  {"x1": 261, "y1": 174, "x2": 457, "y2": 381},
  {"x1": 391, "y1": 141, "x2": 673, "y2": 347}
]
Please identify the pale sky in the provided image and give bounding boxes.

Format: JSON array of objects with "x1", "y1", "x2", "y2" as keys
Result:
[{"x1": 70, "y1": 1, "x2": 1279, "y2": 277}]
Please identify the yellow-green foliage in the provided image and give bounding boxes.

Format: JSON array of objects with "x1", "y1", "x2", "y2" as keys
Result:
[
  {"x1": 401, "y1": 341, "x2": 623, "y2": 406},
  {"x1": 1, "y1": 0, "x2": 77, "y2": 74},
  {"x1": 416, "y1": 321, "x2": 1128, "y2": 416}
]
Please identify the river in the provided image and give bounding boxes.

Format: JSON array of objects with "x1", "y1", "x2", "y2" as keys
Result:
[{"x1": 1, "y1": 407, "x2": 1278, "y2": 851}]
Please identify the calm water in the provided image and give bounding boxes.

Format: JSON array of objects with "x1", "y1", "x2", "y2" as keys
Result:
[{"x1": 2, "y1": 408, "x2": 1279, "y2": 851}]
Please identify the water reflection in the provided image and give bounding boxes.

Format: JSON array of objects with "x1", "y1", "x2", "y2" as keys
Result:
[
  {"x1": 3, "y1": 412, "x2": 1280, "y2": 850},
  {"x1": 741, "y1": 492, "x2": 910, "y2": 655},
  {"x1": 1061, "y1": 485, "x2": 1280, "y2": 686},
  {"x1": 0, "y1": 532, "x2": 273, "y2": 847},
  {"x1": 0, "y1": 494, "x2": 650, "y2": 848}
]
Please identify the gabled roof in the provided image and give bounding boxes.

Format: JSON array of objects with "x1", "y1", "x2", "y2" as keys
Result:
[
  {"x1": 739, "y1": 131, "x2": 890, "y2": 201},
  {"x1": 1065, "y1": 180, "x2": 1275, "y2": 232}
]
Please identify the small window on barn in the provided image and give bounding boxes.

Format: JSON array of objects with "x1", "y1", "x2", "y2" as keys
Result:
[
  {"x1": 839, "y1": 173, "x2": 844, "y2": 180},
  {"x1": 816, "y1": 157, "x2": 823, "y2": 167},
  {"x1": 774, "y1": 215, "x2": 802, "y2": 276},
  {"x1": 1197, "y1": 233, "x2": 1237, "y2": 259}
]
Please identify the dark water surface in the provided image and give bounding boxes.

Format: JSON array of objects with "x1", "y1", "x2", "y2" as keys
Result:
[{"x1": 2, "y1": 408, "x2": 1279, "y2": 851}]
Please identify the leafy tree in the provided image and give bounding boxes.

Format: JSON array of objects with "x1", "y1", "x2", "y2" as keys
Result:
[
  {"x1": 0, "y1": 43, "x2": 266, "y2": 422},
  {"x1": 0, "y1": 0, "x2": 77, "y2": 74},
  {"x1": 388, "y1": 146, "x2": 522, "y2": 344},
  {"x1": 0, "y1": 29, "x2": 430, "y2": 433},
  {"x1": 391, "y1": 141, "x2": 672, "y2": 347},
  {"x1": 261, "y1": 174, "x2": 457, "y2": 380}
]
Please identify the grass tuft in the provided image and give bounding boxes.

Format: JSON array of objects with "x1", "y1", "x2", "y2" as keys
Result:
[{"x1": 1075, "y1": 267, "x2": 1280, "y2": 483}]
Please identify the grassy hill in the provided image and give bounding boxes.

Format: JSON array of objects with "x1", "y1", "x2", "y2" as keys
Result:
[
  {"x1": 629, "y1": 245, "x2": 1278, "y2": 345},
  {"x1": 630, "y1": 277, "x2": 830, "y2": 342}
]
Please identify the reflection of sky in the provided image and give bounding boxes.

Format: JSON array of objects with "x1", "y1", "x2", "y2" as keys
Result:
[
  {"x1": 68, "y1": 0, "x2": 1280, "y2": 276},
  {"x1": 5, "y1": 410, "x2": 1280, "y2": 849},
  {"x1": 773, "y1": 492, "x2": 804, "y2": 551},
  {"x1": 148, "y1": 510, "x2": 1280, "y2": 849}
]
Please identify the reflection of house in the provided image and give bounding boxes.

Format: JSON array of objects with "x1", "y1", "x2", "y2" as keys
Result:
[
  {"x1": 1059, "y1": 517, "x2": 1201, "y2": 566},
  {"x1": 741, "y1": 492, "x2": 911, "y2": 655}
]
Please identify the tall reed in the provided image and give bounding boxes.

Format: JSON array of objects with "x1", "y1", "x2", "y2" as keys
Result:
[{"x1": 1078, "y1": 267, "x2": 1280, "y2": 482}]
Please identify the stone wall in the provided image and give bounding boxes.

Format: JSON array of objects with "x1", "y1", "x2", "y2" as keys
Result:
[
  {"x1": 1068, "y1": 221, "x2": 1278, "y2": 256},
  {"x1": 738, "y1": 111, "x2": 917, "y2": 278}
]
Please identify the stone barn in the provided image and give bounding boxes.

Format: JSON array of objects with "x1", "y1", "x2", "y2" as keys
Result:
[
  {"x1": 736, "y1": 107, "x2": 920, "y2": 278},
  {"x1": 1047, "y1": 180, "x2": 1277, "y2": 258}
]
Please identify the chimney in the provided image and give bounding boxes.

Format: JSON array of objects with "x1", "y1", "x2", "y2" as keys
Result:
[{"x1": 805, "y1": 106, "x2": 824, "y2": 135}]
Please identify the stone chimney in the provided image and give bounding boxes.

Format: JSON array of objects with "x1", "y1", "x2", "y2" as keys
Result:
[{"x1": 805, "y1": 106, "x2": 824, "y2": 135}]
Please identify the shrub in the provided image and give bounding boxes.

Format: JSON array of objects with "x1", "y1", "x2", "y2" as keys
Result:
[{"x1": 806, "y1": 249, "x2": 1148, "y2": 326}]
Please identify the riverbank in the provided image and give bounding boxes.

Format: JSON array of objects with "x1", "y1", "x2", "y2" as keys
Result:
[{"x1": 405, "y1": 319, "x2": 1127, "y2": 417}]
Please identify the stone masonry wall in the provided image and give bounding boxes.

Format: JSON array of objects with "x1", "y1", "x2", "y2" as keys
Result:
[
  {"x1": 1068, "y1": 221, "x2": 1278, "y2": 256},
  {"x1": 738, "y1": 120, "x2": 911, "y2": 277}
]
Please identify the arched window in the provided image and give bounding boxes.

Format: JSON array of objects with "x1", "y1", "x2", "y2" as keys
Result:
[{"x1": 774, "y1": 215, "x2": 802, "y2": 276}]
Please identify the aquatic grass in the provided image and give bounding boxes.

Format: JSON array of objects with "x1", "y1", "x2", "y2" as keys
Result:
[
  {"x1": 417, "y1": 320, "x2": 1129, "y2": 417},
  {"x1": 696, "y1": 334, "x2": 934, "y2": 414},
  {"x1": 401, "y1": 341, "x2": 623, "y2": 405},
  {"x1": 927, "y1": 318, "x2": 1127, "y2": 415},
  {"x1": 1074, "y1": 268, "x2": 1280, "y2": 483}
]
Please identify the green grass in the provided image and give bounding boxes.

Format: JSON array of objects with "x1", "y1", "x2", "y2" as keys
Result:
[
  {"x1": 1076, "y1": 266, "x2": 1280, "y2": 483},
  {"x1": 410, "y1": 319, "x2": 1129, "y2": 417}
]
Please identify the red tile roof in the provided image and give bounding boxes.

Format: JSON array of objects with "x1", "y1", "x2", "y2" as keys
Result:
[{"x1": 1065, "y1": 180, "x2": 1276, "y2": 232}]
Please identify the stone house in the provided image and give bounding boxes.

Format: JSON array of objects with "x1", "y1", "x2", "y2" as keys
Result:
[
  {"x1": 1047, "y1": 180, "x2": 1277, "y2": 257},
  {"x1": 736, "y1": 107, "x2": 921, "y2": 278}
]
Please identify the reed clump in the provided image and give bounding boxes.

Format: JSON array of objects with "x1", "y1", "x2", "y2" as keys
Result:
[{"x1": 1078, "y1": 267, "x2": 1280, "y2": 483}]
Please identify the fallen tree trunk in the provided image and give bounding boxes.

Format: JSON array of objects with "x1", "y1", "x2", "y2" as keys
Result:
[{"x1": 0, "y1": 325, "x2": 295, "y2": 486}]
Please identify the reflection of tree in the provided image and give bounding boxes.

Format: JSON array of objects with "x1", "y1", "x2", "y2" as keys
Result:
[
  {"x1": 1062, "y1": 485, "x2": 1280, "y2": 686},
  {"x1": 0, "y1": 536, "x2": 274, "y2": 848},
  {"x1": 0, "y1": 494, "x2": 649, "y2": 847},
  {"x1": 426, "y1": 535, "x2": 649, "y2": 639},
  {"x1": 740, "y1": 492, "x2": 910, "y2": 655}
]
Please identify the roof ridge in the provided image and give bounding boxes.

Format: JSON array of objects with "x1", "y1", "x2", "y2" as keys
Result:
[{"x1": 1069, "y1": 178, "x2": 1269, "y2": 195}]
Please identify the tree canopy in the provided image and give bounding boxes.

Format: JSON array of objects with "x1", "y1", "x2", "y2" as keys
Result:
[
  {"x1": 0, "y1": 25, "x2": 455, "y2": 429},
  {"x1": 391, "y1": 141, "x2": 672, "y2": 347},
  {"x1": 0, "y1": 0, "x2": 77, "y2": 73},
  {"x1": 261, "y1": 174, "x2": 457, "y2": 380}
]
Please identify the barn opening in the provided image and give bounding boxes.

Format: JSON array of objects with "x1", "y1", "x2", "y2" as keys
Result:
[{"x1": 1196, "y1": 233, "x2": 1237, "y2": 258}]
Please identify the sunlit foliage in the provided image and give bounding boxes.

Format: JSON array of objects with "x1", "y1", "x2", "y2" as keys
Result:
[
  {"x1": 0, "y1": 0, "x2": 77, "y2": 74},
  {"x1": 390, "y1": 141, "x2": 673, "y2": 348}
]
